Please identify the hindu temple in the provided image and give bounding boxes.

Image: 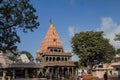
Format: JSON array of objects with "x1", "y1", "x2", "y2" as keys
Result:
[{"x1": 36, "y1": 20, "x2": 77, "y2": 79}]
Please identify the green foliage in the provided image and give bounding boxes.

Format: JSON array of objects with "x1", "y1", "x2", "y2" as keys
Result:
[
  {"x1": 5, "y1": 50, "x2": 34, "y2": 61},
  {"x1": 8, "y1": 56, "x2": 16, "y2": 61},
  {"x1": 71, "y1": 31, "x2": 116, "y2": 68},
  {"x1": 20, "y1": 51, "x2": 34, "y2": 61},
  {"x1": 115, "y1": 33, "x2": 120, "y2": 54},
  {"x1": 116, "y1": 48, "x2": 120, "y2": 54},
  {"x1": 115, "y1": 33, "x2": 120, "y2": 41},
  {"x1": 5, "y1": 51, "x2": 17, "y2": 61},
  {"x1": 0, "y1": 0, "x2": 40, "y2": 54}
]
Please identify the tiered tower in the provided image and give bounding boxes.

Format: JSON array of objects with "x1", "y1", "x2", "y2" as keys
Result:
[
  {"x1": 36, "y1": 20, "x2": 77, "y2": 79},
  {"x1": 39, "y1": 20, "x2": 64, "y2": 54}
]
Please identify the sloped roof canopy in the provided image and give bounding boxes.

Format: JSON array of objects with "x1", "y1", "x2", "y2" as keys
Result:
[
  {"x1": 111, "y1": 62, "x2": 120, "y2": 67},
  {"x1": 8, "y1": 62, "x2": 42, "y2": 68},
  {"x1": 40, "y1": 61, "x2": 76, "y2": 67}
]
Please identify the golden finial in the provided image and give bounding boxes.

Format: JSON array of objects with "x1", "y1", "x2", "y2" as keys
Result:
[{"x1": 49, "y1": 18, "x2": 53, "y2": 24}]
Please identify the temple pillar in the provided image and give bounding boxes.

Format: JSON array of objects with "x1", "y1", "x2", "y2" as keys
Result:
[
  {"x1": 60, "y1": 57, "x2": 62, "y2": 61},
  {"x1": 63, "y1": 57, "x2": 64, "y2": 61},
  {"x1": 73, "y1": 68, "x2": 76, "y2": 76},
  {"x1": 50, "y1": 67, "x2": 54, "y2": 76},
  {"x1": 46, "y1": 67, "x2": 49, "y2": 74},
  {"x1": 68, "y1": 57, "x2": 69, "y2": 61},
  {"x1": 61, "y1": 67, "x2": 64, "y2": 77},
  {"x1": 72, "y1": 67, "x2": 74, "y2": 77},
  {"x1": 59, "y1": 68, "x2": 61, "y2": 77},
  {"x1": 12, "y1": 69, "x2": 15, "y2": 79},
  {"x1": 25, "y1": 69, "x2": 28, "y2": 78},
  {"x1": 69, "y1": 68, "x2": 72, "y2": 78},
  {"x1": 75, "y1": 67, "x2": 77, "y2": 76},
  {"x1": 67, "y1": 67, "x2": 69, "y2": 78},
  {"x1": 47, "y1": 67, "x2": 48, "y2": 73},
  {"x1": 61, "y1": 67, "x2": 64, "y2": 79},
  {"x1": 55, "y1": 57, "x2": 57, "y2": 61},
  {"x1": 57, "y1": 67, "x2": 60, "y2": 78},
  {"x1": 65, "y1": 68, "x2": 67, "y2": 78},
  {"x1": 2, "y1": 70, "x2": 6, "y2": 80},
  {"x1": 44, "y1": 56, "x2": 46, "y2": 62}
]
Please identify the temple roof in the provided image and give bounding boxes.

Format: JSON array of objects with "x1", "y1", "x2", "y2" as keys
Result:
[
  {"x1": 9, "y1": 62, "x2": 42, "y2": 68},
  {"x1": 40, "y1": 61, "x2": 76, "y2": 67},
  {"x1": 111, "y1": 62, "x2": 120, "y2": 67},
  {"x1": 39, "y1": 20, "x2": 64, "y2": 53},
  {"x1": 42, "y1": 52, "x2": 72, "y2": 56}
]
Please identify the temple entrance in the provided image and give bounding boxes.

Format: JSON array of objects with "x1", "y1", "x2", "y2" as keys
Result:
[
  {"x1": 15, "y1": 69, "x2": 25, "y2": 78},
  {"x1": 43, "y1": 66, "x2": 77, "y2": 79}
]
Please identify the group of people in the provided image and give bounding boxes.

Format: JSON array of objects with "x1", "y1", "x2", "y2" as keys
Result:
[
  {"x1": 77, "y1": 70, "x2": 108, "y2": 80},
  {"x1": 77, "y1": 70, "x2": 86, "y2": 80}
]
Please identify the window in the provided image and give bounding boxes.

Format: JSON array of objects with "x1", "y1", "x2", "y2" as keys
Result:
[
  {"x1": 50, "y1": 49, "x2": 53, "y2": 52},
  {"x1": 62, "y1": 57, "x2": 64, "y2": 61},
  {"x1": 53, "y1": 57, "x2": 55, "y2": 61},
  {"x1": 49, "y1": 57, "x2": 52, "y2": 61},
  {"x1": 54, "y1": 49, "x2": 57, "y2": 52},
  {"x1": 59, "y1": 49, "x2": 61, "y2": 52},
  {"x1": 57, "y1": 57, "x2": 60, "y2": 61},
  {"x1": 65, "y1": 58, "x2": 67, "y2": 61},
  {"x1": 46, "y1": 57, "x2": 48, "y2": 61}
]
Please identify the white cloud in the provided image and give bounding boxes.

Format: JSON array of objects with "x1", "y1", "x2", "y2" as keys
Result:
[
  {"x1": 67, "y1": 26, "x2": 79, "y2": 61},
  {"x1": 99, "y1": 17, "x2": 120, "y2": 49},
  {"x1": 68, "y1": 26, "x2": 78, "y2": 37},
  {"x1": 71, "y1": 54, "x2": 79, "y2": 61},
  {"x1": 62, "y1": 26, "x2": 78, "y2": 52}
]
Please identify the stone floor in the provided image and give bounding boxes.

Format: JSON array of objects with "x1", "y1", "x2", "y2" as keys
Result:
[
  {"x1": 92, "y1": 76, "x2": 120, "y2": 80},
  {"x1": 1, "y1": 76, "x2": 120, "y2": 80},
  {"x1": 14, "y1": 78, "x2": 47, "y2": 80}
]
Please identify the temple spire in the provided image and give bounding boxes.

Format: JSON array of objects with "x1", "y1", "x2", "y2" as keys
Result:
[
  {"x1": 39, "y1": 20, "x2": 64, "y2": 53},
  {"x1": 49, "y1": 18, "x2": 53, "y2": 24}
]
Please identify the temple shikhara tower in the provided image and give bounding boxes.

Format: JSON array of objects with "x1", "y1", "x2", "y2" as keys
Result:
[{"x1": 36, "y1": 20, "x2": 77, "y2": 78}]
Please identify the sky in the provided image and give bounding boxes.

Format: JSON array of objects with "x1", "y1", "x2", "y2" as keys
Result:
[{"x1": 17, "y1": 0, "x2": 120, "y2": 61}]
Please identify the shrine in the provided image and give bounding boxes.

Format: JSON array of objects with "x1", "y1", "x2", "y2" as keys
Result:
[
  {"x1": 36, "y1": 20, "x2": 77, "y2": 79},
  {"x1": 0, "y1": 20, "x2": 77, "y2": 80}
]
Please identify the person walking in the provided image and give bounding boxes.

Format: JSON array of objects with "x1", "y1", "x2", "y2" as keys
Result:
[{"x1": 103, "y1": 72, "x2": 108, "y2": 80}]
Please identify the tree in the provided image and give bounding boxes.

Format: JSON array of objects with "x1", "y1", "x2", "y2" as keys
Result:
[
  {"x1": 115, "y1": 33, "x2": 120, "y2": 54},
  {"x1": 71, "y1": 31, "x2": 116, "y2": 69},
  {"x1": 116, "y1": 48, "x2": 120, "y2": 54},
  {"x1": 20, "y1": 51, "x2": 34, "y2": 61},
  {"x1": 0, "y1": 0, "x2": 39, "y2": 54},
  {"x1": 5, "y1": 51, "x2": 16, "y2": 61},
  {"x1": 5, "y1": 50, "x2": 34, "y2": 61},
  {"x1": 115, "y1": 33, "x2": 120, "y2": 41}
]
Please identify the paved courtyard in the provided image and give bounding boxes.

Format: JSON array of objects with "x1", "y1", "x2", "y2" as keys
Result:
[{"x1": 92, "y1": 76, "x2": 120, "y2": 80}]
